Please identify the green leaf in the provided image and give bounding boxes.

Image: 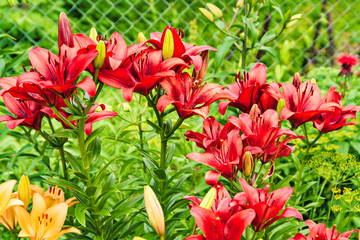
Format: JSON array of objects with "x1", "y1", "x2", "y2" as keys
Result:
[
  {"x1": 85, "y1": 127, "x2": 105, "y2": 146},
  {"x1": 274, "y1": 175, "x2": 294, "y2": 189},
  {"x1": 215, "y1": 37, "x2": 237, "y2": 71},
  {"x1": 65, "y1": 151, "x2": 84, "y2": 173},
  {"x1": 0, "y1": 34, "x2": 16, "y2": 40},
  {"x1": 146, "y1": 120, "x2": 162, "y2": 133},
  {"x1": 75, "y1": 203, "x2": 88, "y2": 227},
  {"x1": 44, "y1": 178, "x2": 86, "y2": 197},
  {"x1": 165, "y1": 144, "x2": 175, "y2": 167},
  {"x1": 86, "y1": 186, "x2": 98, "y2": 197},
  {"x1": 259, "y1": 46, "x2": 280, "y2": 63},
  {"x1": 103, "y1": 173, "x2": 116, "y2": 191},
  {"x1": 93, "y1": 208, "x2": 111, "y2": 216},
  {"x1": 51, "y1": 129, "x2": 77, "y2": 139},
  {"x1": 74, "y1": 171, "x2": 88, "y2": 181},
  {"x1": 0, "y1": 49, "x2": 23, "y2": 55},
  {"x1": 260, "y1": 30, "x2": 276, "y2": 45},
  {"x1": 245, "y1": 17, "x2": 258, "y2": 48},
  {"x1": 139, "y1": 150, "x2": 159, "y2": 170},
  {"x1": 4, "y1": 48, "x2": 30, "y2": 73}
]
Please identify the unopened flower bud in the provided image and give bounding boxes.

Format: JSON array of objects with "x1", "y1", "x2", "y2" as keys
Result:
[
  {"x1": 292, "y1": 72, "x2": 302, "y2": 88},
  {"x1": 287, "y1": 14, "x2": 302, "y2": 28},
  {"x1": 94, "y1": 40, "x2": 106, "y2": 69},
  {"x1": 236, "y1": 0, "x2": 244, "y2": 8},
  {"x1": 310, "y1": 78, "x2": 317, "y2": 84},
  {"x1": 89, "y1": 27, "x2": 98, "y2": 43},
  {"x1": 122, "y1": 103, "x2": 131, "y2": 112},
  {"x1": 200, "y1": 187, "x2": 216, "y2": 210},
  {"x1": 242, "y1": 152, "x2": 253, "y2": 178},
  {"x1": 276, "y1": 99, "x2": 286, "y2": 118},
  {"x1": 144, "y1": 186, "x2": 165, "y2": 237},
  {"x1": 138, "y1": 32, "x2": 147, "y2": 44},
  {"x1": 199, "y1": 50, "x2": 209, "y2": 80},
  {"x1": 249, "y1": 104, "x2": 259, "y2": 122},
  {"x1": 18, "y1": 175, "x2": 31, "y2": 209},
  {"x1": 199, "y1": 8, "x2": 214, "y2": 22},
  {"x1": 206, "y1": 3, "x2": 223, "y2": 18},
  {"x1": 133, "y1": 237, "x2": 147, "y2": 240},
  {"x1": 162, "y1": 29, "x2": 174, "y2": 60}
]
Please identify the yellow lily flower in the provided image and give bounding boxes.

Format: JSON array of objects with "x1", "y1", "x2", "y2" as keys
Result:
[
  {"x1": 14, "y1": 193, "x2": 80, "y2": 240},
  {"x1": 0, "y1": 180, "x2": 23, "y2": 216}
]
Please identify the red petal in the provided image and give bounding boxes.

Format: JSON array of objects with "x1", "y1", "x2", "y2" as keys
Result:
[
  {"x1": 66, "y1": 48, "x2": 98, "y2": 82},
  {"x1": 190, "y1": 206, "x2": 224, "y2": 240},
  {"x1": 98, "y1": 68, "x2": 133, "y2": 89},
  {"x1": 160, "y1": 26, "x2": 186, "y2": 58},
  {"x1": 184, "y1": 235, "x2": 206, "y2": 240},
  {"x1": 29, "y1": 47, "x2": 58, "y2": 81},
  {"x1": 225, "y1": 209, "x2": 256, "y2": 240},
  {"x1": 205, "y1": 170, "x2": 221, "y2": 186},
  {"x1": 75, "y1": 76, "x2": 96, "y2": 97},
  {"x1": 73, "y1": 33, "x2": 97, "y2": 49},
  {"x1": 238, "y1": 178, "x2": 259, "y2": 206}
]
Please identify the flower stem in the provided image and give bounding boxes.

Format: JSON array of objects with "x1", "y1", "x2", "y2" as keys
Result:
[
  {"x1": 251, "y1": 231, "x2": 258, "y2": 240},
  {"x1": 231, "y1": 180, "x2": 243, "y2": 192},
  {"x1": 58, "y1": 146, "x2": 68, "y2": 180},
  {"x1": 166, "y1": 118, "x2": 184, "y2": 138},
  {"x1": 241, "y1": 0, "x2": 249, "y2": 69},
  {"x1": 50, "y1": 106, "x2": 77, "y2": 130}
]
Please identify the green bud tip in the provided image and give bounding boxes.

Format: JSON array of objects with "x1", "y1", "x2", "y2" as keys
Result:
[
  {"x1": 94, "y1": 40, "x2": 106, "y2": 69},
  {"x1": 200, "y1": 187, "x2": 216, "y2": 209},
  {"x1": 137, "y1": 32, "x2": 147, "y2": 44},
  {"x1": 276, "y1": 99, "x2": 286, "y2": 117},
  {"x1": 162, "y1": 29, "x2": 174, "y2": 60},
  {"x1": 89, "y1": 27, "x2": 98, "y2": 43},
  {"x1": 199, "y1": 8, "x2": 214, "y2": 22},
  {"x1": 206, "y1": 3, "x2": 223, "y2": 18}
]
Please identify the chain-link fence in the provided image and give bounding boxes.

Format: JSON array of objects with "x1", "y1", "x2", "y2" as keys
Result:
[{"x1": 1, "y1": 0, "x2": 360, "y2": 79}]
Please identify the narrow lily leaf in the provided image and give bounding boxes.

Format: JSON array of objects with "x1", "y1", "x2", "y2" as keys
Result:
[
  {"x1": 75, "y1": 203, "x2": 88, "y2": 227},
  {"x1": 215, "y1": 37, "x2": 237, "y2": 71}
]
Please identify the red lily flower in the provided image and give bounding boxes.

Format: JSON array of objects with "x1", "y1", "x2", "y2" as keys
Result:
[
  {"x1": 314, "y1": 87, "x2": 360, "y2": 133},
  {"x1": 185, "y1": 199, "x2": 256, "y2": 240},
  {"x1": 107, "y1": 48, "x2": 188, "y2": 102},
  {"x1": 218, "y1": 63, "x2": 279, "y2": 115},
  {"x1": 238, "y1": 178, "x2": 303, "y2": 232},
  {"x1": 272, "y1": 74, "x2": 338, "y2": 128},
  {"x1": 147, "y1": 26, "x2": 217, "y2": 71},
  {"x1": 0, "y1": 76, "x2": 44, "y2": 130},
  {"x1": 43, "y1": 99, "x2": 117, "y2": 135},
  {"x1": 229, "y1": 108, "x2": 302, "y2": 163},
  {"x1": 288, "y1": 220, "x2": 359, "y2": 240},
  {"x1": 337, "y1": 53, "x2": 358, "y2": 76},
  {"x1": 187, "y1": 127, "x2": 261, "y2": 180},
  {"x1": 5, "y1": 46, "x2": 98, "y2": 106},
  {"x1": 157, "y1": 72, "x2": 230, "y2": 119},
  {"x1": 184, "y1": 116, "x2": 235, "y2": 150}
]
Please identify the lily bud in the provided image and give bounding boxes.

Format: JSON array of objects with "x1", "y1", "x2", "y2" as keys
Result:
[
  {"x1": 200, "y1": 187, "x2": 216, "y2": 210},
  {"x1": 292, "y1": 72, "x2": 302, "y2": 88},
  {"x1": 18, "y1": 175, "x2": 31, "y2": 209},
  {"x1": 137, "y1": 32, "x2": 147, "y2": 44},
  {"x1": 121, "y1": 103, "x2": 132, "y2": 112},
  {"x1": 242, "y1": 152, "x2": 253, "y2": 178},
  {"x1": 133, "y1": 237, "x2": 147, "y2": 240},
  {"x1": 249, "y1": 104, "x2": 259, "y2": 122},
  {"x1": 310, "y1": 78, "x2": 317, "y2": 84},
  {"x1": 236, "y1": 0, "x2": 244, "y2": 8},
  {"x1": 144, "y1": 186, "x2": 165, "y2": 237},
  {"x1": 199, "y1": 8, "x2": 214, "y2": 22},
  {"x1": 199, "y1": 50, "x2": 209, "y2": 80},
  {"x1": 162, "y1": 29, "x2": 174, "y2": 60},
  {"x1": 206, "y1": 3, "x2": 223, "y2": 18},
  {"x1": 89, "y1": 27, "x2": 98, "y2": 43},
  {"x1": 93, "y1": 40, "x2": 106, "y2": 69},
  {"x1": 287, "y1": 14, "x2": 302, "y2": 28},
  {"x1": 276, "y1": 99, "x2": 286, "y2": 118}
]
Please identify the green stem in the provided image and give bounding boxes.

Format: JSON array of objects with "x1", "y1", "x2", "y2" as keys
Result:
[
  {"x1": 160, "y1": 235, "x2": 165, "y2": 240},
  {"x1": 241, "y1": 0, "x2": 248, "y2": 69},
  {"x1": 145, "y1": 95, "x2": 163, "y2": 128},
  {"x1": 47, "y1": 116, "x2": 55, "y2": 133},
  {"x1": 50, "y1": 106, "x2": 77, "y2": 130},
  {"x1": 251, "y1": 231, "x2": 258, "y2": 240},
  {"x1": 58, "y1": 146, "x2": 68, "y2": 180},
  {"x1": 11, "y1": 232, "x2": 18, "y2": 240},
  {"x1": 327, "y1": 184, "x2": 335, "y2": 224},
  {"x1": 231, "y1": 180, "x2": 243, "y2": 192},
  {"x1": 254, "y1": 164, "x2": 264, "y2": 187},
  {"x1": 160, "y1": 134, "x2": 167, "y2": 171},
  {"x1": 191, "y1": 223, "x2": 197, "y2": 235},
  {"x1": 166, "y1": 118, "x2": 184, "y2": 138}
]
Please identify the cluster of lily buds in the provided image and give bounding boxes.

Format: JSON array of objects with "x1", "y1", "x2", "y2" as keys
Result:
[{"x1": 0, "y1": 176, "x2": 80, "y2": 239}]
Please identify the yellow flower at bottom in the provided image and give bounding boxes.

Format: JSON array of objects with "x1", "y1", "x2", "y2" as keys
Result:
[{"x1": 14, "y1": 193, "x2": 80, "y2": 240}]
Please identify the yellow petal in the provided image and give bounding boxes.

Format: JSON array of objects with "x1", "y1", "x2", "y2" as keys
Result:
[
  {"x1": 0, "y1": 180, "x2": 17, "y2": 215},
  {"x1": 14, "y1": 206, "x2": 34, "y2": 237},
  {"x1": 42, "y1": 203, "x2": 68, "y2": 239},
  {"x1": 30, "y1": 193, "x2": 46, "y2": 233},
  {"x1": 31, "y1": 184, "x2": 45, "y2": 197},
  {"x1": 65, "y1": 197, "x2": 79, "y2": 208},
  {"x1": 47, "y1": 227, "x2": 81, "y2": 240}
]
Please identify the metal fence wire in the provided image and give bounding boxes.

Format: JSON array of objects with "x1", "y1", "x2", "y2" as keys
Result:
[{"x1": 0, "y1": 0, "x2": 360, "y2": 78}]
